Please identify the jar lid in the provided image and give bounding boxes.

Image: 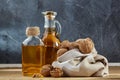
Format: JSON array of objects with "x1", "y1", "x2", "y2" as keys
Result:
[{"x1": 26, "y1": 26, "x2": 40, "y2": 36}]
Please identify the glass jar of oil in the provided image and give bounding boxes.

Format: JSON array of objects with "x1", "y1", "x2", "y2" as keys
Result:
[
  {"x1": 22, "y1": 26, "x2": 45, "y2": 76},
  {"x1": 42, "y1": 11, "x2": 61, "y2": 64}
]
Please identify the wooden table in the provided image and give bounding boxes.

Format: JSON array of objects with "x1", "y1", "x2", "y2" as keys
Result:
[{"x1": 0, "y1": 66, "x2": 120, "y2": 80}]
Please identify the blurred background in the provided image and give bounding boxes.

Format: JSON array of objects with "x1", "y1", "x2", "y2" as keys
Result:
[{"x1": 0, "y1": 0, "x2": 120, "y2": 63}]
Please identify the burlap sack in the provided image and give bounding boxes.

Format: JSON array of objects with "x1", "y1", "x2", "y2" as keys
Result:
[{"x1": 52, "y1": 48, "x2": 109, "y2": 77}]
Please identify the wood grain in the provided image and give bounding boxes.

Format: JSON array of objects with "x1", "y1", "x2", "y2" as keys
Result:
[{"x1": 0, "y1": 66, "x2": 120, "y2": 80}]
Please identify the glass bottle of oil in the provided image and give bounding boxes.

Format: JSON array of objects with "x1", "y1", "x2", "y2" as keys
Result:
[
  {"x1": 42, "y1": 11, "x2": 62, "y2": 64},
  {"x1": 22, "y1": 26, "x2": 45, "y2": 76}
]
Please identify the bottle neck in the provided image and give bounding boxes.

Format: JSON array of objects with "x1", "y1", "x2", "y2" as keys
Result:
[
  {"x1": 44, "y1": 28, "x2": 56, "y2": 36},
  {"x1": 44, "y1": 16, "x2": 55, "y2": 28},
  {"x1": 27, "y1": 35, "x2": 39, "y2": 38}
]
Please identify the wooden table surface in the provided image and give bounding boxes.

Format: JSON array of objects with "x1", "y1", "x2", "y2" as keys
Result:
[{"x1": 0, "y1": 66, "x2": 120, "y2": 80}]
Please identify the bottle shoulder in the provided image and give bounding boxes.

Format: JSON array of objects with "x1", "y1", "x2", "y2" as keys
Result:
[
  {"x1": 23, "y1": 36, "x2": 44, "y2": 46},
  {"x1": 42, "y1": 35, "x2": 60, "y2": 47},
  {"x1": 42, "y1": 35, "x2": 60, "y2": 42}
]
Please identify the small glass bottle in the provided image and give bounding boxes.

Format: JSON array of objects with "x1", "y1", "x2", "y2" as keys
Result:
[{"x1": 22, "y1": 26, "x2": 45, "y2": 76}]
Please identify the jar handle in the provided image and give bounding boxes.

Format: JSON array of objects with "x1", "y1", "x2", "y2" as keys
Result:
[{"x1": 55, "y1": 20, "x2": 62, "y2": 38}]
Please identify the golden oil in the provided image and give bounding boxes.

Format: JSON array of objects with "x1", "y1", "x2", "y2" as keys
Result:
[
  {"x1": 42, "y1": 28, "x2": 60, "y2": 64},
  {"x1": 22, "y1": 27, "x2": 45, "y2": 76},
  {"x1": 22, "y1": 45, "x2": 45, "y2": 76},
  {"x1": 42, "y1": 11, "x2": 61, "y2": 65}
]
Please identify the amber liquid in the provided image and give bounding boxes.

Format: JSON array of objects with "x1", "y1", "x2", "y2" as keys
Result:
[
  {"x1": 42, "y1": 28, "x2": 60, "y2": 64},
  {"x1": 44, "y1": 46, "x2": 58, "y2": 64},
  {"x1": 22, "y1": 45, "x2": 45, "y2": 76}
]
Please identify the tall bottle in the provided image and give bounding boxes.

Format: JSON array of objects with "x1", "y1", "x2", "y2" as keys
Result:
[
  {"x1": 22, "y1": 27, "x2": 45, "y2": 76},
  {"x1": 42, "y1": 11, "x2": 61, "y2": 64}
]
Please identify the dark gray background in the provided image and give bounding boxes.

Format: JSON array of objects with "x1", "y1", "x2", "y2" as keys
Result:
[{"x1": 0, "y1": 0, "x2": 120, "y2": 63}]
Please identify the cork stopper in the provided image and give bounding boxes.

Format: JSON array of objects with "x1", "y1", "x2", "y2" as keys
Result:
[
  {"x1": 42, "y1": 11, "x2": 57, "y2": 20},
  {"x1": 26, "y1": 26, "x2": 40, "y2": 36}
]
